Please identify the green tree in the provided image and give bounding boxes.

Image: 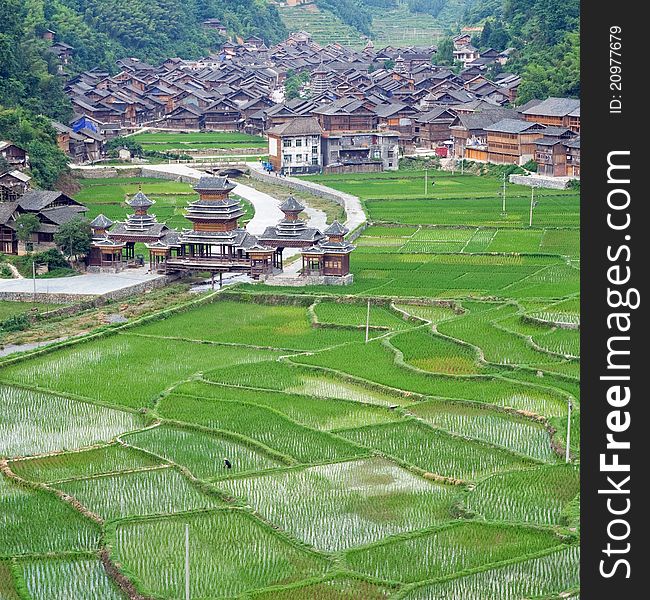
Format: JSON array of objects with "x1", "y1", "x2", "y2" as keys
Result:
[
  {"x1": 106, "y1": 136, "x2": 144, "y2": 158},
  {"x1": 14, "y1": 213, "x2": 40, "y2": 243},
  {"x1": 479, "y1": 20, "x2": 493, "y2": 48},
  {"x1": 54, "y1": 216, "x2": 93, "y2": 259},
  {"x1": 0, "y1": 106, "x2": 70, "y2": 188},
  {"x1": 284, "y1": 70, "x2": 304, "y2": 101},
  {"x1": 436, "y1": 37, "x2": 454, "y2": 66}
]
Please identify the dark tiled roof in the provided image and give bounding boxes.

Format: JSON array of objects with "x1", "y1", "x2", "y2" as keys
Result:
[
  {"x1": 17, "y1": 191, "x2": 78, "y2": 212},
  {"x1": 452, "y1": 108, "x2": 519, "y2": 131},
  {"x1": 0, "y1": 202, "x2": 18, "y2": 225},
  {"x1": 193, "y1": 176, "x2": 236, "y2": 192},
  {"x1": 39, "y1": 205, "x2": 87, "y2": 225},
  {"x1": 90, "y1": 214, "x2": 113, "y2": 229},
  {"x1": 267, "y1": 117, "x2": 323, "y2": 136},
  {"x1": 521, "y1": 97, "x2": 579, "y2": 117},
  {"x1": 324, "y1": 220, "x2": 348, "y2": 236},
  {"x1": 127, "y1": 191, "x2": 155, "y2": 208},
  {"x1": 259, "y1": 225, "x2": 324, "y2": 243},
  {"x1": 484, "y1": 118, "x2": 543, "y2": 134},
  {"x1": 280, "y1": 195, "x2": 305, "y2": 212},
  {"x1": 110, "y1": 222, "x2": 168, "y2": 238}
]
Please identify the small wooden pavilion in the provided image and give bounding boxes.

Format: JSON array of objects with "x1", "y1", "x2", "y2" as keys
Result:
[
  {"x1": 301, "y1": 220, "x2": 354, "y2": 277},
  {"x1": 88, "y1": 214, "x2": 125, "y2": 269}
]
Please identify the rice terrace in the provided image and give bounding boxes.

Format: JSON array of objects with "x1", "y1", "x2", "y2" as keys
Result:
[{"x1": 0, "y1": 168, "x2": 580, "y2": 598}]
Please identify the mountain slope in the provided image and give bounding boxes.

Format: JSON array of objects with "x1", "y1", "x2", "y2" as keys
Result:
[{"x1": 24, "y1": 0, "x2": 287, "y2": 72}]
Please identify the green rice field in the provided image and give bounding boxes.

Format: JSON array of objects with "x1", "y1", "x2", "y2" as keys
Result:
[
  {"x1": 73, "y1": 176, "x2": 254, "y2": 232},
  {"x1": 131, "y1": 131, "x2": 266, "y2": 152},
  {"x1": 0, "y1": 166, "x2": 579, "y2": 597}
]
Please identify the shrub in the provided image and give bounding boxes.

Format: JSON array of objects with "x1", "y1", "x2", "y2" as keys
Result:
[
  {"x1": 0, "y1": 313, "x2": 30, "y2": 332},
  {"x1": 523, "y1": 159, "x2": 538, "y2": 172}
]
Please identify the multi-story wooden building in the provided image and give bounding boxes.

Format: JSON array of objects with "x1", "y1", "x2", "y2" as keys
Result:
[
  {"x1": 162, "y1": 177, "x2": 272, "y2": 278},
  {"x1": 484, "y1": 119, "x2": 546, "y2": 165},
  {"x1": 521, "y1": 97, "x2": 580, "y2": 133},
  {"x1": 0, "y1": 142, "x2": 28, "y2": 169},
  {"x1": 449, "y1": 108, "x2": 518, "y2": 158},
  {"x1": 534, "y1": 128, "x2": 580, "y2": 177},
  {"x1": 201, "y1": 99, "x2": 243, "y2": 131},
  {"x1": 312, "y1": 98, "x2": 377, "y2": 132},
  {"x1": 164, "y1": 105, "x2": 203, "y2": 129},
  {"x1": 565, "y1": 138, "x2": 580, "y2": 178},
  {"x1": 374, "y1": 102, "x2": 420, "y2": 152},
  {"x1": 414, "y1": 107, "x2": 457, "y2": 149},
  {"x1": 0, "y1": 171, "x2": 30, "y2": 200}
]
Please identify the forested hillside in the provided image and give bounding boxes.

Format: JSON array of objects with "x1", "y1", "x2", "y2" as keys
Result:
[
  {"x1": 0, "y1": 0, "x2": 71, "y2": 188},
  {"x1": 464, "y1": 0, "x2": 580, "y2": 103},
  {"x1": 0, "y1": 0, "x2": 287, "y2": 188},
  {"x1": 16, "y1": 1, "x2": 287, "y2": 73}
]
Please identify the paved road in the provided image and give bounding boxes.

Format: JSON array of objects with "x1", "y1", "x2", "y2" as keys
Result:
[
  {"x1": 0, "y1": 267, "x2": 162, "y2": 295},
  {"x1": 248, "y1": 163, "x2": 366, "y2": 233}
]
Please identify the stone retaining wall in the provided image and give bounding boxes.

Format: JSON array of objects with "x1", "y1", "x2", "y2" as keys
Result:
[
  {"x1": 509, "y1": 174, "x2": 577, "y2": 189},
  {"x1": 249, "y1": 168, "x2": 350, "y2": 209},
  {"x1": 73, "y1": 167, "x2": 143, "y2": 179},
  {"x1": 264, "y1": 274, "x2": 354, "y2": 287},
  {"x1": 0, "y1": 274, "x2": 180, "y2": 307},
  {"x1": 140, "y1": 167, "x2": 200, "y2": 183}
]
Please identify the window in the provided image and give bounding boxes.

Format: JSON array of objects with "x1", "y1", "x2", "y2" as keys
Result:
[
  {"x1": 283, "y1": 154, "x2": 292, "y2": 163},
  {"x1": 311, "y1": 145, "x2": 318, "y2": 154},
  {"x1": 295, "y1": 139, "x2": 303, "y2": 147},
  {"x1": 283, "y1": 139, "x2": 292, "y2": 148},
  {"x1": 312, "y1": 157, "x2": 319, "y2": 165}
]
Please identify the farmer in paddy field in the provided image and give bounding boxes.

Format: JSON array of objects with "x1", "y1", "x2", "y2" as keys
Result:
[{"x1": 223, "y1": 458, "x2": 232, "y2": 469}]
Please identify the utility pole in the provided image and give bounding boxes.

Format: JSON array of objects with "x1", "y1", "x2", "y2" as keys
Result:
[
  {"x1": 424, "y1": 169, "x2": 428, "y2": 195},
  {"x1": 566, "y1": 399, "x2": 573, "y2": 463},
  {"x1": 32, "y1": 260, "x2": 36, "y2": 306},
  {"x1": 502, "y1": 173, "x2": 507, "y2": 214},
  {"x1": 185, "y1": 523, "x2": 190, "y2": 600},
  {"x1": 529, "y1": 186, "x2": 535, "y2": 227},
  {"x1": 365, "y1": 299, "x2": 371, "y2": 344}
]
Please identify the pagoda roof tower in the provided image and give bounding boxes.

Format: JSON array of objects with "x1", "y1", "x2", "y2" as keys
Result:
[
  {"x1": 258, "y1": 194, "x2": 325, "y2": 248},
  {"x1": 178, "y1": 176, "x2": 249, "y2": 247},
  {"x1": 110, "y1": 190, "x2": 168, "y2": 242}
]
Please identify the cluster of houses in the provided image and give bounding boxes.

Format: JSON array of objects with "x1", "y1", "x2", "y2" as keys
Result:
[
  {"x1": 0, "y1": 141, "x2": 91, "y2": 256},
  {"x1": 50, "y1": 30, "x2": 578, "y2": 176}
]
